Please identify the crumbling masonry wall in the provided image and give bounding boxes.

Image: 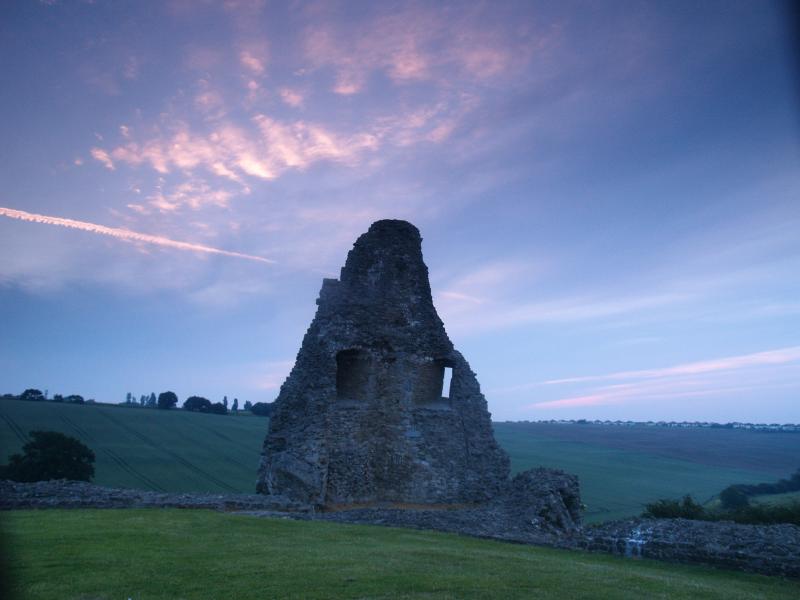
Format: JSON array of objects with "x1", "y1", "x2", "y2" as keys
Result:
[{"x1": 257, "y1": 220, "x2": 510, "y2": 506}]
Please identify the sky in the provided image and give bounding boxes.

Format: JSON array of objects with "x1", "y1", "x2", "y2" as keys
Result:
[{"x1": 1, "y1": 1, "x2": 798, "y2": 423}]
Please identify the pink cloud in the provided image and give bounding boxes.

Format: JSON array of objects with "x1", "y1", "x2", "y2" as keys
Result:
[
  {"x1": 97, "y1": 115, "x2": 381, "y2": 188},
  {"x1": 146, "y1": 180, "x2": 232, "y2": 213},
  {"x1": 303, "y1": 5, "x2": 531, "y2": 94},
  {"x1": 279, "y1": 87, "x2": 304, "y2": 108},
  {"x1": 90, "y1": 148, "x2": 115, "y2": 170},
  {"x1": 239, "y1": 49, "x2": 266, "y2": 75},
  {"x1": 544, "y1": 346, "x2": 800, "y2": 386},
  {"x1": 528, "y1": 377, "x2": 800, "y2": 410}
]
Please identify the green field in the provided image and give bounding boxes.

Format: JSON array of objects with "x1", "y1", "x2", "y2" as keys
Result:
[
  {"x1": 0, "y1": 399, "x2": 267, "y2": 493},
  {"x1": 493, "y1": 423, "x2": 793, "y2": 522},
  {"x1": 4, "y1": 509, "x2": 798, "y2": 599},
  {"x1": 2, "y1": 399, "x2": 797, "y2": 522},
  {"x1": 752, "y1": 491, "x2": 800, "y2": 507}
]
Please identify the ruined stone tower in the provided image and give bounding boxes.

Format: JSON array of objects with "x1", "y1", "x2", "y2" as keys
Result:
[{"x1": 257, "y1": 220, "x2": 510, "y2": 506}]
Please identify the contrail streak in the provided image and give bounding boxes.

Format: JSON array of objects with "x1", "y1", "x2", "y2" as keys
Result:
[{"x1": 0, "y1": 206, "x2": 274, "y2": 264}]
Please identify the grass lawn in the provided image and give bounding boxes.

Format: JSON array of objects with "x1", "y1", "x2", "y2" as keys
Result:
[{"x1": 3, "y1": 509, "x2": 799, "y2": 599}]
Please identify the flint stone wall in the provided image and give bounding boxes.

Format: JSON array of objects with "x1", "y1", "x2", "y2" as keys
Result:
[
  {"x1": 0, "y1": 479, "x2": 308, "y2": 512},
  {"x1": 581, "y1": 517, "x2": 800, "y2": 578},
  {"x1": 257, "y1": 220, "x2": 510, "y2": 506}
]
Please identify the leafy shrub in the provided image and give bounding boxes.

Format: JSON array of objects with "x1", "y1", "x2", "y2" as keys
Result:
[
  {"x1": 727, "y1": 502, "x2": 800, "y2": 526},
  {"x1": 184, "y1": 396, "x2": 212, "y2": 412},
  {"x1": 719, "y1": 486, "x2": 750, "y2": 510},
  {"x1": 0, "y1": 430, "x2": 95, "y2": 482},
  {"x1": 722, "y1": 469, "x2": 800, "y2": 497},
  {"x1": 209, "y1": 402, "x2": 227, "y2": 415},
  {"x1": 643, "y1": 494, "x2": 800, "y2": 526},
  {"x1": 157, "y1": 391, "x2": 178, "y2": 410},
  {"x1": 643, "y1": 495, "x2": 706, "y2": 519},
  {"x1": 20, "y1": 389, "x2": 44, "y2": 402},
  {"x1": 250, "y1": 402, "x2": 273, "y2": 417}
]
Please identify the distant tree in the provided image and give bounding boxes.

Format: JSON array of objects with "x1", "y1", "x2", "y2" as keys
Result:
[
  {"x1": 20, "y1": 389, "x2": 44, "y2": 402},
  {"x1": 0, "y1": 430, "x2": 95, "y2": 482},
  {"x1": 65, "y1": 395, "x2": 85, "y2": 404},
  {"x1": 250, "y1": 402, "x2": 273, "y2": 417},
  {"x1": 157, "y1": 391, "x2": 178, "y2": 410},
  {"x1": 223, "y1": 396, "x2": 228, "y2": 409},
  {"x1": 231, "y1": 398, "x2": 238, "y2": 412},
  {"x1": 244, "y1": 400, "x2": 253, "y2": 411},
  {"x1": 52, "y1": 394, "x2": 64, "y2": 403},
  {"x1": 147, "y1": 392, "x2": 157, "y2": 408},
  {"x1": 184, "y1": 396, "x2": 212, "y2": 412},
  {"x1": 720, "y1": 486, "x2": 750, "y2": 510},
  {"x1": 209, "y1": 402, "x2": 228, "y2": 415},
  {"x1": 126, "y1": 392, "x2": 132, "y2": 405}
]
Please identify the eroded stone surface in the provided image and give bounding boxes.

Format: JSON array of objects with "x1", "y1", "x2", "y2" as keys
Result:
[
  {"x1": 581, "y1": 517, "x2": 800, "y2": 578},
  {"x1": 257, "y1": 220, "x2": 510, "y2": 506}
]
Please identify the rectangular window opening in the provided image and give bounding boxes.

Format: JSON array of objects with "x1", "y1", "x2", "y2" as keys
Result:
[{"x1": 442, "y1": 367, "x2": 453, "y2": 399}]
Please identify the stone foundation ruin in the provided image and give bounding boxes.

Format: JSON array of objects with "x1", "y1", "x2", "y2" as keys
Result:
[{"x1": 257, "y1": 220, "x2": 511, "y2": 507}]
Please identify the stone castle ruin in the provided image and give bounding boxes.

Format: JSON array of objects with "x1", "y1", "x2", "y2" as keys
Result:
[
  {"x1": 257, "y1": 220, "x2": 510, "y2": 506},
  {"x1": 7, "y1": 219, "x2": 793, "y2": 577}
]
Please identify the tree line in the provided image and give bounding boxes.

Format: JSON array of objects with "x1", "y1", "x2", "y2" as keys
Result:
[{"x1": 3, "y1": 388, "x2": 273, "y2": 417}]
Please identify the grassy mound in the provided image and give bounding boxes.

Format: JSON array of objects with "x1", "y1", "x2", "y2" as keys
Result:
[{"x1": 4, "y1": 509, "x2": 798, "y2": 599}]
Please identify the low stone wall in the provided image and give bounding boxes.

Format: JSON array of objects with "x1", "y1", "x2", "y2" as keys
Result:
[
  {"x1": 0, "y1": 479, "x2": 307, "y2": 513},
  {"x1": 581, "y1": 518, "x2": 800, "y2": 578}
]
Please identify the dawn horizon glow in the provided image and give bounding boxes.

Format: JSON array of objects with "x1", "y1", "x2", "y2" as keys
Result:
[{"x1": 1, "y1": 0, "x2": 798, "y2": 422}]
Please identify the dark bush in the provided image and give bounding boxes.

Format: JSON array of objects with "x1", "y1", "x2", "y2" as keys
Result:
[
  {"x1": 157, "y1": 391, "x2": 178, "y2": 410},
  {"x1": 727, "y1": 502, "x2": 800, "y2": 526},
  {"x1": 184, "y1": 396, "x2": 212, "y2": 412},
  {"x1": 250, "y1": 402, "x2": 273, "y2": 417},
  {"x1": 643, "y1": 495, "x2": 706, "y2": 519},
  {"x1": 720, "y1": 486, "x2": 750, "y2": 510},
  {"x1": 724, "y1": 469, "x2": 800, "y2": 497},
  {"x1": 0, "y1": 430, "x2": 95, "y2": 482},
  {"x1": 20, "y1": 389, "x2": 44, "y2": 402},
  {"x1": 209, "y1": 402, "x2": 227, "y2": 415}
]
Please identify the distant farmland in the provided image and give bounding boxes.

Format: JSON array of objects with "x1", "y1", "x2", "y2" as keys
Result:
[
  {"x1": 0, "y1": 399, "x2": 267, "y2": 493},
  {"x1": 493, "y1": 422, "x2": 800, "y2": 522},
  {"x1": 2, "y1": 399, "x2": 797, "y2": 522}
]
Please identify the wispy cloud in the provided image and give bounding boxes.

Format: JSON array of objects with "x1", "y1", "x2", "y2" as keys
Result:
[
  {"x1": 303, "y1": 4, "x2": 534, "y2": 94},
  {"x1": 94, "y1": 116, "x2": 379, "y2": 185},
  {"x1": 279, "y1": 87, "x2": 304, "y2": 108},
  {"x1": 520, "y1": 347, "x2": 800, "y2": 410},
  {"x1": 90, "y1": 148, "x2": 115, "y2": 170},
  {"x1": 543, "y1": 346, "x2": 800, "y2": 386},
  {"x1": 0, "y1": 207, "x2": 273, "y2": 264},
  {"x1": 528, "y1": 378, "x2": 799, "y2": 410},
  {"x1": 251, "y1": 359, "x2": 295, "y2": 391},
  {"x1": 239, "y1": 49, "x2": 266, "y2": 75}
]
